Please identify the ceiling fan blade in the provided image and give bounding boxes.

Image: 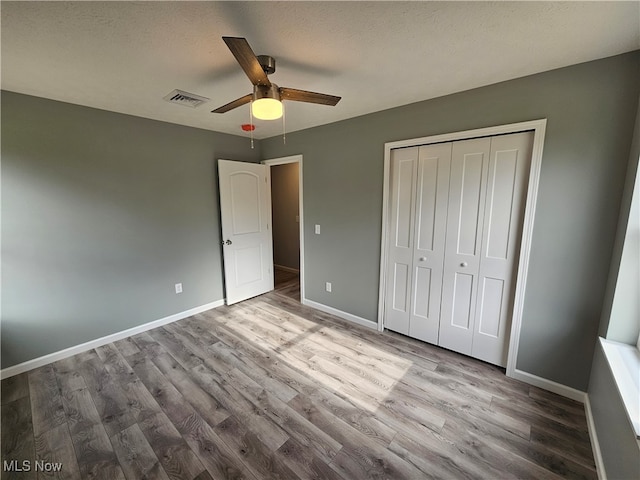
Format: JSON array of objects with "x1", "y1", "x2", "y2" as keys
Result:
[
  {"x1": 279, "y1": 87, "x2": 341, "y2": 106},
  {"x1": 223, "y1": 37, "x2": 271, "y2": 87},
  {"x1": 211, "y1": 93, "x2": 252, "y2": 114}
]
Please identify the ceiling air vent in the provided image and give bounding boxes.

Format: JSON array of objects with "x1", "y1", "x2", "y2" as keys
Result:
[{"x1": 163, "y1": 89, "x2": 209, "y2": 108}]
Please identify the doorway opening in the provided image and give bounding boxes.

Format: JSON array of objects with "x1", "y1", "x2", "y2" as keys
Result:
[{"x1": 263, "y1": 155, "x2": 304, "y2": 303}]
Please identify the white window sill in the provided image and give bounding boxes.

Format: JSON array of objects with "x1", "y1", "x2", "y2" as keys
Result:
[{"x1": 600, "y1": 337, "x2": 640, "y2": 439}]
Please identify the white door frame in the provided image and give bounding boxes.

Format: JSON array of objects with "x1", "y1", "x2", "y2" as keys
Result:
[
  {"x1": 262, "y1": 155, "x2": 305, "y2": 303},
  {"x1": 378, "y1": 119, "x2": 547, "y2": 378}
]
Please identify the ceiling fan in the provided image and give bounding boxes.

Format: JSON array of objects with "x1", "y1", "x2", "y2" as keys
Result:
[{"x1": 211, "y1": 37, "x2": 341, "y2": 120}]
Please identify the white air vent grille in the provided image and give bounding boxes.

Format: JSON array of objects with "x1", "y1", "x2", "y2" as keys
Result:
[{"x1": 163, "y1": 89, "x2": 209, "y2": 108}]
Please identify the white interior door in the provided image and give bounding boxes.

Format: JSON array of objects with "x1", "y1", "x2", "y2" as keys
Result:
[
  {"x1": 471, "y1": 132, "x2": 533, "y2": 365},
  {"x1": 218, "y1": 159, "x2": 273, "y2": 305},
  {"x1": 438, "y1": 137, "x2": 492, "y2": 356}
]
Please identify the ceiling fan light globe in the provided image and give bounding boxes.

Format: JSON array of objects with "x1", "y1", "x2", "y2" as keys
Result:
[{"x1": 252, "y1": 98, "x2": 283, "y2": 120}]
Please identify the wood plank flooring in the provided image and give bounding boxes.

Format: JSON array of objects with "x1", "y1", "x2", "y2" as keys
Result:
[
  {"x1": 1, "y1": 274, "x2": 596, "y2": 479},
  {"x1": 274, "y1": 268, "x2": 300, "y2": 301}
]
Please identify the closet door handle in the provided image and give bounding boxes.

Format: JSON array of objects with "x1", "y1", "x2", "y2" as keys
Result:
[
  {"x1": 460, "y1": 262, "x2": 468, "y2": 267},
  {"x1": 419, "y1": 257, "x2": 427, "y2": 261}
]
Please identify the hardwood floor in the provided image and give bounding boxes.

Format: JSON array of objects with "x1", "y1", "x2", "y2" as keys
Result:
[
  {"x1": 274, "y1": 268, "x2": 300, "y2": 301},
  {"x1": 1, "y1": 278, "x2": 596, "y2": 479}
]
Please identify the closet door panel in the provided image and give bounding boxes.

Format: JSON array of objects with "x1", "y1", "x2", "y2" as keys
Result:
[
  {"x1": 472, "y1": 132, "x2": 533, "y2": 366},
  {"x1": 384, "y1": 147, "x2": 418, "y2": 335},
  {"x1": 409, "y1": 143, "x2": 451, "y2": 343},
  {"x1": 394, "y1": 159, "x2": 415, "y2": 249},
  {"x1": 413, "y1": 266, "x2": 432, "y2": 318},
  {"x1": 457, "y1": 152, "x2": 486, "y2": 255},
  {"x1": 391, "y1": 263, "x2": 411, "y2": 311},
  {"x1": 451, "y1": 273, "x2": 474, "y2": 329},
  {"x1": 439, "y1": 137, "x2": 491, "y2": 356},
  {"x1": 484, "y1": 151, "x2": 518, "y2": 260},
  {"x1": 476, "y1": 277, "x2": 505, "y2": 337},
  {"x1": 415, "y1": 153, "x2": 439, "y2": 251}
]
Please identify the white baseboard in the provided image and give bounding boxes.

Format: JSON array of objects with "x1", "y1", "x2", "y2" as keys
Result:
[
  {"x1": 274, "y1": 264, "x2": 300, "y2": 274},
  {"x1": 508, "y1": 368, "x2": 587, "y2": 403},
  {"x1": 302, "y1": 298, "x2": 377, "y2": 330},
  {"x1": 0, "y1": 299, "x2": 225, "y2": 379},
  {"x1": 584, "y1": 394, "x2": 607, "y2": 480}
]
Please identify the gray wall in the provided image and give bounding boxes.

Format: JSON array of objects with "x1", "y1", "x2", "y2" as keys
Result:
[
  {"x1": 586, "y1": 94, "x2": 640, "y2": 480},
  {"x1": 588, "y1": 343, "x2": 640, "y2": 479},
  {"x1": 1, "y1": 91, "x2": 261, "y2": 368},
  {"x1": 271, "y1": 163, "x2": 300, "y2": 270},
  {"x1": 599, "y1": 95, "x2": 640, "y2": 344},
  {"x1": 262, "y1": 51, "x2": 640, "y2": 391}
]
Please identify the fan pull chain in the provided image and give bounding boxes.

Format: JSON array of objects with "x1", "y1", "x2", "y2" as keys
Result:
[
  {"x1": 249, "y1": 102, "x2": 255, "y2": 149},
  {"x1": 282, "y1": 102, "x2": 286, "y2": 145}
]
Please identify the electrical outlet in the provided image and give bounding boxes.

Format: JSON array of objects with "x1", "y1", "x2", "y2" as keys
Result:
[
  {"x1": 175, "y1": 283, "x2": 183, "y2": 294},
  {"x1": 315, "y1": 224, "x2": 321, "y2": 234},
  {"x1": 325, "y1": 282, "x2": 332, "y2": 293}
]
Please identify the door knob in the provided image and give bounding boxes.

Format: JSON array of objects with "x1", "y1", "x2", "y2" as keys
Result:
[
  {"x1": 225, "y1": 239, "x2": 233, "y2": 245},
  {"x1": 460, "y1": 262, "x2": 468, "y2": 267},
  {"x1": 419, "y1": 257, "x2": 427, "y2": 261}
]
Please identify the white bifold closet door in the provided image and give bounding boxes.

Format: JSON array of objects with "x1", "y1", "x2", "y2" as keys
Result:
[
  {"x1": 384, "y1": 143, "x2": 451, "y2": 344},
  {"x1": 385, "y1": 131, "x2": 533, "y2": 367}
]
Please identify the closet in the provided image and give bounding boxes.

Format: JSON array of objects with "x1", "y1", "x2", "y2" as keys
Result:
[{"x1": 384, "y1": 131, "x2": 534, "y2": 367}]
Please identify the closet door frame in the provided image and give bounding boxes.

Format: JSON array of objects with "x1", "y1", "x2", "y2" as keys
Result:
[{"x1": 378, "y1": 119, "x2": 547, "y2": 379}]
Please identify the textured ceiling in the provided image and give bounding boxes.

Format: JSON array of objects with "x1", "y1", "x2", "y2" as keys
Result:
[{"x1": 2, "y1": 1, "x2": 639, "y2": 139}]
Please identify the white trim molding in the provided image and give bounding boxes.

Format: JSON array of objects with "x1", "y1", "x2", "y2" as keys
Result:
[
  {"x1": 378, "y1": 119, "x2": 548, "y2": 380},
  {"x1": 303, "y1": 299, "x2": 378, "y2": 330},
  {"x1": 599, "y1": 337, "x2": 640, "y2": 438},
  {"x1": 0, "y1": 299, "x2": 225, "y2": 379},
  {"x1": 262, "y1": 155, "x2": 303, "y2": 167},
  {"x1": 262, "y1": 154, "x2": 305, "y2": 303},
  {"x1": 509, "y1": 368, "x2": 587, "y2": 403},
  {"x1": 584, "y1": 395, "x2": 608, "y2": 480}
]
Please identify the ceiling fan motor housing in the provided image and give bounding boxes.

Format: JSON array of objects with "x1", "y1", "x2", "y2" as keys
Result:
[
  {"x1": 257, "y1": 55, "x2": 276, "y2": 75},
  {"x1": 253, "y1": 83, "x2": 281, "y2": 102}
]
